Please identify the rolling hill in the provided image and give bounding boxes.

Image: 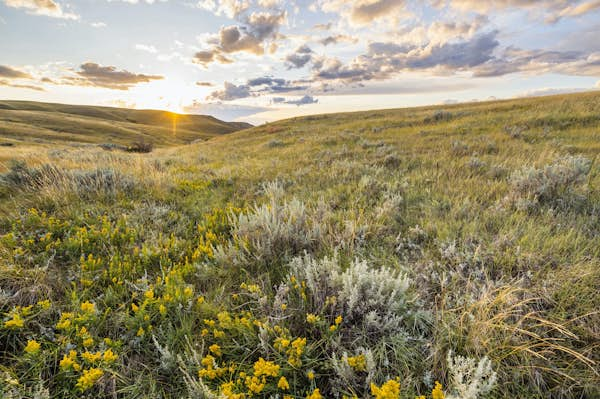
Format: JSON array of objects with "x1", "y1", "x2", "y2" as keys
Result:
[
  {"x1": 0, "y1": 92, "x2": 599, "y2": 399},
  {"x1": 0, "y1": 100, "x2": 252, "y2": 147}
]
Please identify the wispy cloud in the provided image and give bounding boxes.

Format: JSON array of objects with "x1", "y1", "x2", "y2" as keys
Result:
[
  {"x1": 0, "y1": 64, "x2": 32, "y2": 79},
  {"x1": 3, "y1": 0, "x2": 79, "y2": 19},
  {"x1": 135, "y1": 44, "x2": 158, "y2": 53},
  {"x1": 58, "y1": 62, "x2": 164, "y2": 90}
]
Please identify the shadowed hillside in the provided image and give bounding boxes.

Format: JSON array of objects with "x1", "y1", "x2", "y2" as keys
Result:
[{"x1": 0, "y1": 100, "x2": 252, "y2": 147}]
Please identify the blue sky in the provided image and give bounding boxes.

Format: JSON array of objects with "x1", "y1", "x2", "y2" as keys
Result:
[{"x1": 1, "y1": 0, "x2": 599, "y2": 123}]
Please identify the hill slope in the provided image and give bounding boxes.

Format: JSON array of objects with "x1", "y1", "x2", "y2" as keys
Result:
[
  {"x1": 0, "y1": 100, "x2": 252, "y2": 147},
  {"x1": 0, "y1": 91, "x2": 598, "y2": 399}
]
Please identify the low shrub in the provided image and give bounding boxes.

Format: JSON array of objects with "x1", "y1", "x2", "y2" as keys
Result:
[
  {"x1": 126, "y1": 140, "x2": 154, "y2": 153},
  {"x1": 508, "y1": 155, "x2": 592, "y2": 210}
]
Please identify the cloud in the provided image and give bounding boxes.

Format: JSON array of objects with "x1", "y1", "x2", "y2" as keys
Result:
[
  {"x1": 310, "y1": 31, "x2": 500, "y2": 83},
  {"x1": 0, "y1": 79, "x2": 44, "y2": 91},
  {"x1": 90, "y1": 21, "x2": 106, "y2": 28},
  {"x1": 63, "y1": 62, "x2": 164, "y2": 90},
  {"x1": 283, "y1": 95, "x2": 318, "y2": 106},
  {"x1": 3, "y1": 0, "x2": 79, "y2": 19},
  {"x1": 207, "y1": 81, "x2": 251, "y2": 101},
  {"x1": 350, "y1": 0, "x2": 407, "y2": 24},
  {"x1": 193, "y1": 50, "x2": 233, "y2": 66},
  {"x1": 183, "y1": 100, "x2": 269, "y2": 122},
  {"x1": 285, "y1": 45, "x2": 313, "y2": 69},
  {"x1": 316, "y1": 0, "x2": 409, "y2": 26},
  {"x1": 439, "y1": 0, "x2": 600, "y2": 23},
  {"x1": 313, "y1": 22, "x2": 332, "y2": 30},
  {"x1": 196, "y1": 81, "x2": 214, "y2": 86},
  {"x1": 515, "y1": 87, "x2": 595, "y2": 98},
  {"x1": 207, "y1": 76, "x2": 308, "y2": 101},
  {"x1": 135, "y1": 44, "x2": 158, "y2": 53},
  {"x1": 194, "y1": 10, "x2": 286, "y2": 66},
  {"x1": 470, "y1": 47, "x2": 600, "y2": 77},
  {"x1": 0, "y1": 65, "x2": 32, "y2": 79},
  {"x1": 596, "y1": 80, "x2": 600, "y2": 88},
  {"x1": 197, "y1": 0, "x2": 251, "y2": 18},
  {"x1": 247, "y1": 76, "x2": 308, "y2": 92},
  {"x1": 319, "y1": 34, "x2": 357, "y2": 46}
]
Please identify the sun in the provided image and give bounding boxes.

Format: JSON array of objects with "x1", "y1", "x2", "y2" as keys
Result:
[{"x1": 129, "y1": 77, "x2": 202, "y2": 114}]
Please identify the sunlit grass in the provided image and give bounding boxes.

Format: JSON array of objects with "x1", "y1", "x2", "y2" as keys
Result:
[{"x1": 1, "y1": 92, "x2": 599, "y2": 398}]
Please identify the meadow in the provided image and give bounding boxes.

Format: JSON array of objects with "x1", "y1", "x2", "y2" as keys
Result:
[{"x1": 1, "y1": 92, "x2": 599, "y2": 398}]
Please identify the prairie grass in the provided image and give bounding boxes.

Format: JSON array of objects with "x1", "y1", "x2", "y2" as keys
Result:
[{"x1": 1, "y1": 92, "x2": 599, "y2": 398}]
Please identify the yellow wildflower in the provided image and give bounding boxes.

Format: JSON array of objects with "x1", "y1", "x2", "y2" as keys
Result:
[
  {"x1": 76, "y1": 368, "x2": 103, "y2": 391},
  {"x1": 307, "y1": 388, "x2": 323, "y2": 399},
  {"x1": 60, "y1": 350, "x2": 81, "y2": 371},
  {"x1": 80, "y1": 301, "x2": 96, "y2": 314},
  {"x1": 82, "y1": 351, "x2": 102, "y2": 363},
  {"x1": 56, "y1": 312, "x2": 73, "y2": 330},
  {"x1": 432, "y1": 381, "x2": 445, "y2": 399},
  {"x1": 137, "y1": 327, "x2": 145, "y2": 337},
  {"x1": 278, "y1": 376, "x2": 290, "y2": 390},
  {"x1": 307, "y1": 370, "x2": 315, "y2": 380},
  {"x1": 306, "y1": 313, "x2": 320, "y2": 324},
  {"x1": 347, "y1": 354, "x2": 367, "y2": 372},
  {"x1": 4, "y1": 313, "x2": 24, "y2": 329},
  {"x1": 213, "y1": 329, "x2": 225, "y2": 338},
  {"x1": 159, "y1": 304, "x2": 167, "y2": 315},
  {"x1": 245, "y1": 375, "x2": 266, "y2": 394},
  {"x1": 102, "y1": 348, "x2": 118, "y2": 363},
  {"x1": 209, "y1": 344, "x2": 222, "y2": 357},
  {"x1": 335, "y1": 315, "x2": 343, "y2": 325},
  {"x1": 24, "y1": 340, "x2": 41, "y2": 355},
  {"x1": 37, "y1": 300, "x2": 51, "y2": 310},
  {"x1": 371, "y1": 379, "x2": 401, "y2": 399},
  {"x1": 253, "y1": 357, "x2": 280, "y2": 377}
]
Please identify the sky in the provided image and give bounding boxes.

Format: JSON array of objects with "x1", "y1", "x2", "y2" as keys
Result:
[{"x1": 1, "y1": 0, "x2": 600, "y2": 124}]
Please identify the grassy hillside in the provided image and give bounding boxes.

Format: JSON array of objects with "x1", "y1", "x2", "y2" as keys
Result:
[
  {"x1": 1, "y1": 92, "x2": 599, "y2": 399},
  {"x1": 0, "y1": 100, "x2": 251, "y2": 150}
]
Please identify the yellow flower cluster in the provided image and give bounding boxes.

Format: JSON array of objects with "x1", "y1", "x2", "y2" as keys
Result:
[
  {"x1": 277, "y1": 376, "x2": 290, "y2": 390},
  {"x1": 3, "y1": 305, "x2": 32, "y2": 329},
  {"x1": 432, "y1": 381, "x2": 445, "y2": 399},
  {"x1": 220, "y1": 381, "x2": 246, "y2": 399},
  {"x1": 307, "y1": 388, "x2": 323, "y2": 399},
  {"x1": 60, "y1": 350, "x2": 82, "y2": 371},
  {"x1": 80, "y1": 301, "x2": 96, "y2": 314},
  {"x1": 275, "y1": 335, "x2": 307, "y2": 368},
  {"x1": 371, "y1": 378, "x2": 401, "y2": 399},
  {"x1": 253, "y1": 357, "x2": 280, "y2": 377},
  {"x1": 24, "y1": 340, "x2": 41, "y2": 355},
  {"x1": 347, "y1": 354, "x2": 367, "y2": 371},
  {"x1": 198, "y1": 354, "x2": 228, "y2": 380},
  {"x1": 76, "y1": 368, "x2": 104, "y2": 391},
  {"x1": 4, "y1": 312, "x2": 24, "y2": 329}
]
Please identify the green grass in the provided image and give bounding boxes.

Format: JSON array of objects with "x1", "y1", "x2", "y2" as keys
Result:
[
  {"x1": 0, "y1": 92, "x2": 599, "y2": 398},
  {"x1": 0, "y1": 100, "x2": 251, "y2": 149}
]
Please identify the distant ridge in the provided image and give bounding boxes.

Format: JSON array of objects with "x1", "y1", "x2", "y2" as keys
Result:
[{"x1": 0, "y1": 100, "x2": 252, "y2": 147}]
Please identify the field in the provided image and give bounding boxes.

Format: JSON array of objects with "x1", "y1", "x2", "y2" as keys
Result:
[
  {"x1": 1, "y1": 92, "x2": 599, "y2": 398},
  {"x1": 0, "y1": 100, "x2": 251, "y2": 167}
]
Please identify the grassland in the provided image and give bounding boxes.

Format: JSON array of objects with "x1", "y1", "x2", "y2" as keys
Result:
[
  {"x1": 0, "y1": 100, "x2": 251, "y2": 167},
  {"x1": 1, "y1": 92, "x2": 599, "y2": 398}
]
